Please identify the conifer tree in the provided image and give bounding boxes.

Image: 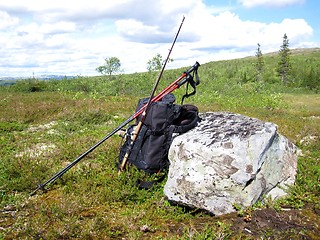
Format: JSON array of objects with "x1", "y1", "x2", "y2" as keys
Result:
[
  {"x1": 277, "y1": 33, "x2": 291, "y2": 85},
  {"x1": 255, "y1": 43, "x2": 264, "y2": 82}
]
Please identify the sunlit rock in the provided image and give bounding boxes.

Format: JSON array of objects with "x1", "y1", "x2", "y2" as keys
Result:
[{"x1": 164, "y1": 112, "x2": 298, "y2": 215}]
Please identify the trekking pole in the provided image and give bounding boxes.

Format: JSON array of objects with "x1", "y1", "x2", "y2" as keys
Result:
[
  {"x1": 30, "y1": 17, "x2": 185, "y2": 196},
  {"x1": 118, "y1": 16, "x2": 185, "y2": 174},
  {"x1": 30, "y1": 61, "x2": 199, "y2": 196}
]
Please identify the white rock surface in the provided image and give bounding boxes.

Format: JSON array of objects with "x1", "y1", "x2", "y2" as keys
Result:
[{"x1": 164, "y1": 112, "x2": 298, "y2": 215}]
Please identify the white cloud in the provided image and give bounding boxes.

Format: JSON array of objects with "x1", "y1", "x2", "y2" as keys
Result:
[
  {"x1": 238, "y1": 0, "x2": 305, "y2": 8},
  {"x1": 116, "y1": 19, "x2": 161, "y2": 42},
  {"x1": 38, "y1": 22, "x2": 76, "y2": 35},
  {"x1": 0, "y1": 11, "x2": 19, "y2": 29},
  {"x1": 172, "y1": 9, "x2": 314, "y2": 69},
  {"x1": 0, "y1": 0, "x2": 317, "y2": 77}
]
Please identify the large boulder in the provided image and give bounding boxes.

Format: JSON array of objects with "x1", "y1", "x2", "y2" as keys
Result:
[{"x1": 164, "y1": 112, "x2": 298, "y2": 215}]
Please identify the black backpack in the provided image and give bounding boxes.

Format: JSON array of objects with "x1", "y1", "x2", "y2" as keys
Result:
[{"x1": 117, "y1": 93, "x2": 199, "y2": 175}]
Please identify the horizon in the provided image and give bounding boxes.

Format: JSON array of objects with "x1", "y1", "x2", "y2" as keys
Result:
[{"x1": 1, "y1": 46, "x2": 319, "y2": 80}]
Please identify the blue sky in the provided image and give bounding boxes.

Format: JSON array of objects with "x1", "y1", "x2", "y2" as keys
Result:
[{"x1": 0, "y1": 0, "x2": 319, "y2": 78}]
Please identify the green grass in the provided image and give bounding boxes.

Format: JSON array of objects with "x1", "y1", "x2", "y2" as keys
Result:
[{"x1": 0, "y1": 48, "x2": 319, "y2": 239}]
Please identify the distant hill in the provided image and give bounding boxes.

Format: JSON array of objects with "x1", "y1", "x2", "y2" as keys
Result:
[{"x1": 0, "y1": 75, "x2": 76, "y2": 86}]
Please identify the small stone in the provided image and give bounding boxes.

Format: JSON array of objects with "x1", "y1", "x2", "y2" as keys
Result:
[{"x1": 140, "y1": 225, "x2": 150, "y2": 232}]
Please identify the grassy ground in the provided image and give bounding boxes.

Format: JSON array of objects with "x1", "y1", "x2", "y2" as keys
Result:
[
  {"x1": 0, "y1": 49, "x2": 319, "y2": 239},
  {"x1": 0, "y1": 89, "x2": 319, "y2": 239}
]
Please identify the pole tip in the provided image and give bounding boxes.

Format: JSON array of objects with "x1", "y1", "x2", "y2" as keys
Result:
[{"x1": 30, "y1": 184, "x2": 45, "y2": 196}]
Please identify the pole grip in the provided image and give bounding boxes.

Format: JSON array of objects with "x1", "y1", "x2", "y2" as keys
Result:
[
  {"x1": 177, "y1": 61, "x2": 201, "y2": 87},
  {"x1": 186, "y1": 61, "x2": 200, "y2": 75}
]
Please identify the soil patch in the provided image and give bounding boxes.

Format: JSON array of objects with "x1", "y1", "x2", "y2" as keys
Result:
[{"x1": 229, "y1": 207, "x2": 320, "y2": 239}]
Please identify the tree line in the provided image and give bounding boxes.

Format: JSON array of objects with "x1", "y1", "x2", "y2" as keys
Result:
[
  {"x1": 255, "y1": 33, "x2": 292, "y2": 85},
  {"x1": 254, "y1": 33, "x2": 319, "y2": 90},
  {"x1": 95, "y1": 53, "x2": 166, "y2": 76},
  {"x1": 96, "y1": 34, "x2": 318, "y2": 91}
]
